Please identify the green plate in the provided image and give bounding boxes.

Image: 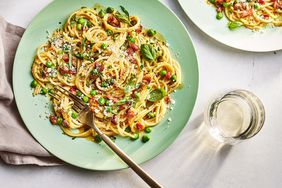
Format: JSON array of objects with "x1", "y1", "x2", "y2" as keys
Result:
[
  {"x1": 13, "y1": 0, "x2": 198, "y2": 170},
  {"x1": 178, "y1": 0, "x2": 282, "y2": 52}
]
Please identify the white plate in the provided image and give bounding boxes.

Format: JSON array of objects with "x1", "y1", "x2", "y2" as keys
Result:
[{"x1": 178, "y1": 0, "x2": 282, "y2": 52}]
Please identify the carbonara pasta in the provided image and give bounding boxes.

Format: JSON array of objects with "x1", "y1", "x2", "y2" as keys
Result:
[
  {"x1": 30, "y1": 5, "x2": 181, "y2": 142},
  {"x1": 207, "y1": 0, "x2": 282, "y2": 30}
]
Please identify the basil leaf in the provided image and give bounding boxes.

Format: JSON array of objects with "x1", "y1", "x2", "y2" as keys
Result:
[
  {"x1": 228, "y1": 21, "x2": 242, "y2": 30},
  {"x1": 148, "y1": 88, "x2": 167, "y2": 102},
  {"x1": 120, "y1": 6, "x2": 129, "y2": 18},
  {"x1": 115, "y1": 12, "x2": 131, "y2": 25},
  {"x1": 141, "y1": 44, "x2": 157, "y2": 61}
]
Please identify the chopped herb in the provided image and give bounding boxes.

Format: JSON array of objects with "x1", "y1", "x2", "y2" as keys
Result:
[
  {"x1": 147, "y1": 29, "x2": 156, "y2": 37},
  {"x1": 125, "y1": 126, "x2": 131, "y2": 132},
  {"x1": 94, "y1": 135, "x2": 102, "y2": 143},
  {"x1": 76, "y1": 90, "x2": 83, "y2": 97},
  {"x1": 82, "y1": 38, "x2": 87, "y2": 51},
  {"x1": 106, "y1": 29, "x2": 113, "y2": 36},
  {"x1": 98, "y1": 10, "x2": 106, "y2": 18}
]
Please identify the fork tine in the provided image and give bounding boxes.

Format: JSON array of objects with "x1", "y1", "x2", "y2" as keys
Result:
[
  {"x1": 49, "y1": 92, "x2": 60, "y2": 101},
  {"x1": 54, "y1": 86, "x2": 85, "y2": 110},
  {"x1": 56, "y1": 85, "x2": 85, "y2": 106},
  {"x1": 72, "y1": 104, "x2": 82, "y2": 113}
]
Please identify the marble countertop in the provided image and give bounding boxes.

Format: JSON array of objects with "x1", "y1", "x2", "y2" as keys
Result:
[{"x1": 1, "y1": 0, "x2": 282, "y2": 187}]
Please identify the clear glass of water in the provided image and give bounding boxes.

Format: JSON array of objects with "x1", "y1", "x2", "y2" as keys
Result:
[{"x1": 204, "y1": 90, "x2": 265, "y2": 145}]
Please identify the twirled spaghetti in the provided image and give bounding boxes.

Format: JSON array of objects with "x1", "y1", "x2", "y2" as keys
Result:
[
  {"x1": 207, "y1": 0, "x2": 282, "y2": 30},
  {"x1": 30, "y1": 5, "x2": 182, "y2": 142}
]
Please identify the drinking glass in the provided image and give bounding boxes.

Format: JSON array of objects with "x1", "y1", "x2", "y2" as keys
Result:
[{"x1": 204, "y1": 90, "x2": 265, "y2": 145}]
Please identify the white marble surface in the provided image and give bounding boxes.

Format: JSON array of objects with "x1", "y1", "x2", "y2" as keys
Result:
[{"x1": 1, "y1": 0, "x2": 282, "y2": 187}]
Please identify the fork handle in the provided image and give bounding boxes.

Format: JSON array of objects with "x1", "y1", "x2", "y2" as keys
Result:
[{"x1": 91, "y1": 121, "x2": 163, "y2": 188}]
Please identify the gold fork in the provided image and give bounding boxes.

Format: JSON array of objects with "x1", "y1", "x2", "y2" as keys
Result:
[{"x1": 50, "y1": 85, "x2": 163, "y2": 188}]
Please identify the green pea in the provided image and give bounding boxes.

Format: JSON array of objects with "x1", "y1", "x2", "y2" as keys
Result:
[
  {"x1": 131, "y1": 133, "x2": 139, "y2": 141},
  {"x1": 127, "y1": 35, "x2": 135, "y2": 43},
  {"x1": 57, "y1": 117, "x2": 63, "y2": 125},
  {"x1": 106, "y1": 7, "x2": 114, "y2": 13},
  {"x1": 159, "y1": 70, "x2": 167, "y2": 77},
  {"x1": 87, "y1": 21, "x2": 93, "y2": 27},
  {"x1": 98, "y1": 10, "x2": 106, "y2": 18},
  {"x1": 71, "y1": 112, "x2": 78, "y2": 119},
  {"x1": 171, "y1": 75, "x2": 177, "y2": 82},
  {"x1": 142, "y1": 135, "x2": 150, "y2": 143},
  {"x1": 147, "y1": 29, "x2": 156, "y2": 37},
  {"x1": 51, "y1": 64, "x2": 56, "y2": 69},
  {"x1": 91, "y1": 69, "x2": 98, "y2": 75},
  {"x1": 46, "y1": 61, "x2": 53, "y2": 68},
  {"x1": 101, "y1": 43, "x2": 107, "y2": 50},
  {"x1": 40, "y1": 88, "x2": 48, "y2": 95},
  {"x1": 83, "y1": 96, "x2": 89, "y2": 103},
  {"x1": 125, "y1": 126, "x2": 131, "y2": 133},
  {"x1": 78, "y1": 18, "x2": 86, "y2": 24},
  {"x1": 98, "y1": 97, "x2": 106, "y2": 105},
  {"x1": 30, "y1": 80, "x2": 38, "y2": 88},
  {"x1": 76, "y1": 90, "x2": 82, "y2": 97},
  {"x1": 90, "y1": 90, "x2": 97, "y2": 96},
  {"x1": 109, "y1": 78, "x2": 115, "y2": 84},
  {"x1": 106, "y1": 29, "x2": 113, "y2": 36},
  {"x1": 145, "y1": 127, "x2": 152, "y2": 133},
  {"x1": 223, "y1": 2, "x2": 230, "y2": 7},
  {"x1": 147, "y1": 112, "x2": 156, "y2": 119},
  {"x1": 216, "y1": 12, "x2": 223, "y2": 20},
  {"x1": 105, "y1": 100, "x2": 110, "y2": 106},
  {"x1": 94, "y1": 135, "x2": 102, "y2": 143},
  {"x1": 228, "y1": 21, "x2": 243, "y2": 30},
  {"x1": 77, "y1": 23, "x2": 82, "y2": 30},
  {"x1": 48, "y1": 89, "x2": 55, "y2": 94},
  {"x1": 254, "y1": 4, "x2": 260, "y2": 9},
  {"x1": 101, "y1": 81, "x2": 109, "y2": 88}
]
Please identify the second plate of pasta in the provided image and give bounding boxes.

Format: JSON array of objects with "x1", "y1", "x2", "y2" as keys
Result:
[{"x1": 178, "y1": 0, "x2": 282, "y2": 52}]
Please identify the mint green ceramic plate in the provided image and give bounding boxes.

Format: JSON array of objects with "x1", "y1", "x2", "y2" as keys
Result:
[
  {"x1": 178, "y1": 0, "x2": 282, "y2": 52},
  {"x1": 13, "y1": 0, "x2": 198, "y2": 170}
]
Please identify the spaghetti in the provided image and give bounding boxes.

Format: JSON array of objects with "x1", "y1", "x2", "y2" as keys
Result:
[
  {"x1": 30, "y1": 5, "x2": 182, "y2": 142},
  {"x1": 207, "y1": 0, "x2": 282, "y2": 30}
]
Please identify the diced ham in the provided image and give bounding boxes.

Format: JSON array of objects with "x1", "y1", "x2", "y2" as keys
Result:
[{"x1": 136, "y1": 122, "x2": 144, "y2": 131}]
